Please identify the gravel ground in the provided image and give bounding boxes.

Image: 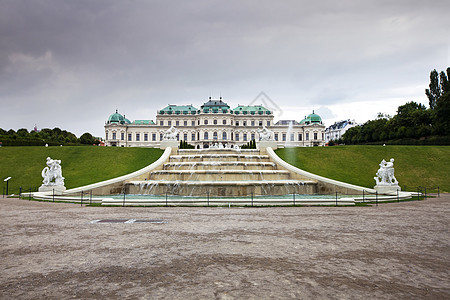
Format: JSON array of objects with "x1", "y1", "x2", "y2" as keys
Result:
[{"x1": 0, "y1": 195, "x2": 449, "y2": 299}]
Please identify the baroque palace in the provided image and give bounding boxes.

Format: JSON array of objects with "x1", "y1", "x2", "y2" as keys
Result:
[{"x1": 104, "y1": 97, "x2": 325, "y2": 148}]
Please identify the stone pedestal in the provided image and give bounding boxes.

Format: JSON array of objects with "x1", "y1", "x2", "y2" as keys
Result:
[
  {"x1": 374, "y1": 185, "x2": 401, "y2": 194},
  {"x1": 160, "y1": 140, "x2": 179, "y2": 150},
  {"x1": 38, "y1": 185, "x2": 66, "y2": 195},
  {"x1": 258, "y1": 140, "x2": 278, "y2": 150}
]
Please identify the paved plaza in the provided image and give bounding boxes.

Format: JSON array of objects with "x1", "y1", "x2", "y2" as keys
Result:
[{"x1": 1, "y1": 195, "x2": 449, "y2": 299}]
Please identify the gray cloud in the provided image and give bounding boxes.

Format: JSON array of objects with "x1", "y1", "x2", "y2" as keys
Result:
[{"x1": 1, "y1": 0, "x2": 449, "y2": 136}]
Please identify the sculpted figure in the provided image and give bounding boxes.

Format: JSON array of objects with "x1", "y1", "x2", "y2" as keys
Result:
[
  {"x1": 258, "y1": 126, "x2": 274, "y2": 141},
  {"x1": 374, "y1": 158, "x2": 398, "y2": 186},
  {"x1": 41, "y1": 157, "x2": 65, "y2": 186},
  {"x1": 163, "y1": 126, "x2": 178, "y2": 141}
]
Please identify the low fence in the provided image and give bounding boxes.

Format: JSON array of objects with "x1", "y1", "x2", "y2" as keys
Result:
[{"x1": 5, "y1": 185, "x2": 441, "y2": 207}]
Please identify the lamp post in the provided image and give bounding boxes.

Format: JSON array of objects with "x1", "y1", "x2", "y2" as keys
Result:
[{"x1": 4, "y1": 177, "x2": 11, "y2": 196}]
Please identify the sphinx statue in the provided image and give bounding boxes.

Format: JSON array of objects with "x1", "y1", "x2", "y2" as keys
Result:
[
  {"x1": 163, "y1": 126, "x2": 178, "y2": 141},
  {"x1": 258, "y1": 126, "x2": 274, "y2": 141}
]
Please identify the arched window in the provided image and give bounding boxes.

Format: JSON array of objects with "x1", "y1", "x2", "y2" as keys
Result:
[
  {"x1": 222, "y1": 132, "x2": 227, "y2": 140},
  {"x1": 213, "y1": 132, "x2": 218, "y2": 140},
  {"x1": 204, "y1": 132, "x2": 209, "y2": 140}
]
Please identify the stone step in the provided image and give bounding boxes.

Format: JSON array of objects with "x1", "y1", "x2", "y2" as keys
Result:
[
  {"x1": 148, "y1": 170, "x2": 291, "y2": 181},
  {"x1": 169, "y1": 154, "x2": 270, "y2": 162},
  {"x1": 163, "y1": 161, "x2": 277, "y2": 171},
  {"x1": 178, "y1": 149, "x2": 260, "y2": 155}
]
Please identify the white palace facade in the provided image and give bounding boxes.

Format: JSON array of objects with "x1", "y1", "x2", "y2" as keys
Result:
[{"x1": 104, "y1": 97, "x2": 325, "y2": 148}]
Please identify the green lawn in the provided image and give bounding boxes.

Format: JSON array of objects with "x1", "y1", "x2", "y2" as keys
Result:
[
  {"x1": 275, "y1": 146, "x2": 450, "y2": 193},
  {"x1": 0, "y1": 146, "x2": 164, "y2": 194}
]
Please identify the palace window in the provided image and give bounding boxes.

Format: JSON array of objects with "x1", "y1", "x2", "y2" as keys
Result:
[
  {"x1": 306, "y1": 133, "x2": 309, "y2": 140},
  {"x1": 282, "y1": 133, "x2": 286, "y2": 141},
  {"x1": 168, "y1": 121, "x2": 172, "y2": 126},
  {"x1": 128, "y1": 133, "x2": 132, "y2": 141},
  {"x1": 121, "y1": 132, "x2": 124, "y2": 140},
  {"x1": 184, "y1": 121, "x2": 187, "y2": 126},
  {"x1": 243, "y1": 133, "x2": 247, "y2": 141},
  {"x1": 192, "y1": 121, "x2": 195, "y2": 126},
  {"x1": 106, "y1": 132, "x2": 108, "y2": 140},
  {"x1": 184, "y1": 133, "x2": 188, "y2": 141},
  {"x1": 214, "y1": 119, "x2": 217, "y2": 125},
  {"x1": 152, "y1": 133, "x2": 156, "y2": 141},
  {"x1": 223, "y1": 132, "x2": 227, "y2": 140},
  {"x1": 160, "y1": 133, "x2": 163, "y2": 141},
  {"x1": 176, "y1": 121, "x2": 179, "y2": 126},
  {"x1": 112, "y1": 132, "x2": 116, "y2": 140},
  {"x1": 291, "y1": 133, "x2": 294, "y2": 141},
  {"x1": 274, "y1": 133, "x2": 278, "y2": 141},
  {"x1": 298, "y1": 133, "x2": 302, "y2": 141},
  {"x1": 267, "y1": 121, "x2": 270, "y2": 126},
  {"x1": 204, "y1": 132, "x2": 208, "y2": 140},
  {"x1": 236, "y1": 133, "x2": 239, "y2": 141},
  {"x1": 213, "y1": 132, "x2": 218, "y2": 140},
  {"x1": 192, "y1": 133, "x2": 195, "y2": 141},
  {"x1": 136, "y1": 133, "x2": 140, "y2": 141},
  {"x1": 314, "y1": 133, "x2": 318, "y2": 140},
  {"x1": 144, "y1": 133, "x2": 148, "y2": 141},
  {"x1": 160, "y1": 121, "x2": 164, "y2": 126},
  {"x1": 251, "y1": 133, "x2": 255, "y2": 140},
  {"x1": 204, "y1": 120, "x2": 208, "y2": 125},
  {"x1": 259, "y1": 121, "x2": 262, "y2": 126},
  {"x1": 236, "y1": 121, "x2": 239, "y2": 126},
  {"x1": 251, "y1": 121, "x2": 255, "y2": 126},
  {"x1": 243, "y1": 121, "x2": 247, "y2": 126},
  {"x1": 223, "y1": 119, "x2": 226, "y2": 125}
]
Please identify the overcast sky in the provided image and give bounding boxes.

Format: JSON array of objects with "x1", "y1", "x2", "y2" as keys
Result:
[{"x1": 1, "y1": 0, "x2": 449, "y2": 137}]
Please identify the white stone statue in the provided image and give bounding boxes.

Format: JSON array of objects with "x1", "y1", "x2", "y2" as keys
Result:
[
  {"x1": 41, "y1": 157, "x2": 65, "y2": 186},
  {"x1": 374, "y1": 158, "x2": 398, "y2": 186},
  {"x1": 163, "y1": 126, "x2": 178, "y2": 141},
  {"x1": 258, "y1": 126, "x2": 274, "y2": 141}
]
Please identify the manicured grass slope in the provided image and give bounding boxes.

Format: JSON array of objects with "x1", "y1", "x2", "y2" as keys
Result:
[
  {"x1": 275, "y1": 146, "x2": 450, "y2": 192},
  {"x1": 0, "y1": 146, "x2": 163, "y2": 194}
]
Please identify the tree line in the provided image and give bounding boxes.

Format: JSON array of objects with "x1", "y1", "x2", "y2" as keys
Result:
[
  {"x1": 342, "y1": 67, "x2": 450, "y2": 145},
  {"x1": 0, "y1": 127, "x2": 100, "y2": 146}
]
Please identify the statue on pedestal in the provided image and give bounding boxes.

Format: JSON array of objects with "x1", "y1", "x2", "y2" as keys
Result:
[
  {"x1": 374, "y1": 158, "x2": 398, "y2": 185},
  {"x1": 39, "y1": 157, "x2": 66, "y2": 193},
  {"x1": 374, "y1": 158, "x2": 400, "y2": 193}
]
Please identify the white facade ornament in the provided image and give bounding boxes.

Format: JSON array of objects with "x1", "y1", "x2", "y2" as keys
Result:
[
  {"x1": 374, "y1": 158, "x2": 401, "y2": 193},
  {"x1": 258, "y1": 126, "x2": 274, "y2": 141},
  {"x1": 163, "y1": 126, "x2": 178, "y2": 141}
]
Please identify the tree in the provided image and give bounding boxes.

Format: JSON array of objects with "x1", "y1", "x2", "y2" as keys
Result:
[
  {"x1": 79, "y1": 132, "x2": 95, "y2": 145},
  {"x1": 426, "y1": 67, "x2": 449, "y2": 109},
  {"x1": 434, "y1": 91, "x2": 450, "y2": 135}
]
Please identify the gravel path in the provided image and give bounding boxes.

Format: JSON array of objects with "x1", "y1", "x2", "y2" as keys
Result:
[{"x1": 1, "y1": 195, "x2": 449, "y2": 299}]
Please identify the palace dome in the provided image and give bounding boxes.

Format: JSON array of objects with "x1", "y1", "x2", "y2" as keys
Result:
[
  {"x1": 307, "y1": 112, "x2": 322, "y2": 123},
  {"x1": 299, "y1": 111, "x2": 322, "y2": 125},
  {"x1": 107, "y1": 110, "x2": 131, "y2": 125}
]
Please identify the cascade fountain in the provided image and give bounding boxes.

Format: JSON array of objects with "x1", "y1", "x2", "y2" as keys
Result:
[{"x1": 124, "y1": 147, "x2": 318, "y2": 197}]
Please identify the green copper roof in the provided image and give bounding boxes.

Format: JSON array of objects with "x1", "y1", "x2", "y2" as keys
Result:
[
  {"x1": 232, "y1": 105, "x2": 271, "y2": 115},
  {"x1": 159, "y1": 105, "x2": 197, "y2": 115},
  {"x1": 107, "y1": 110, "x2": 131, "y2": 125},
  {"x1": 200, "y1": 99, "x2": 230, "y2": 113},
  {"x1": 133, "y1": 120, "x2": 156, "y2": 125},
  {"x1": 300, "y1": 111, "x2": 322, "y2": 124}
]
